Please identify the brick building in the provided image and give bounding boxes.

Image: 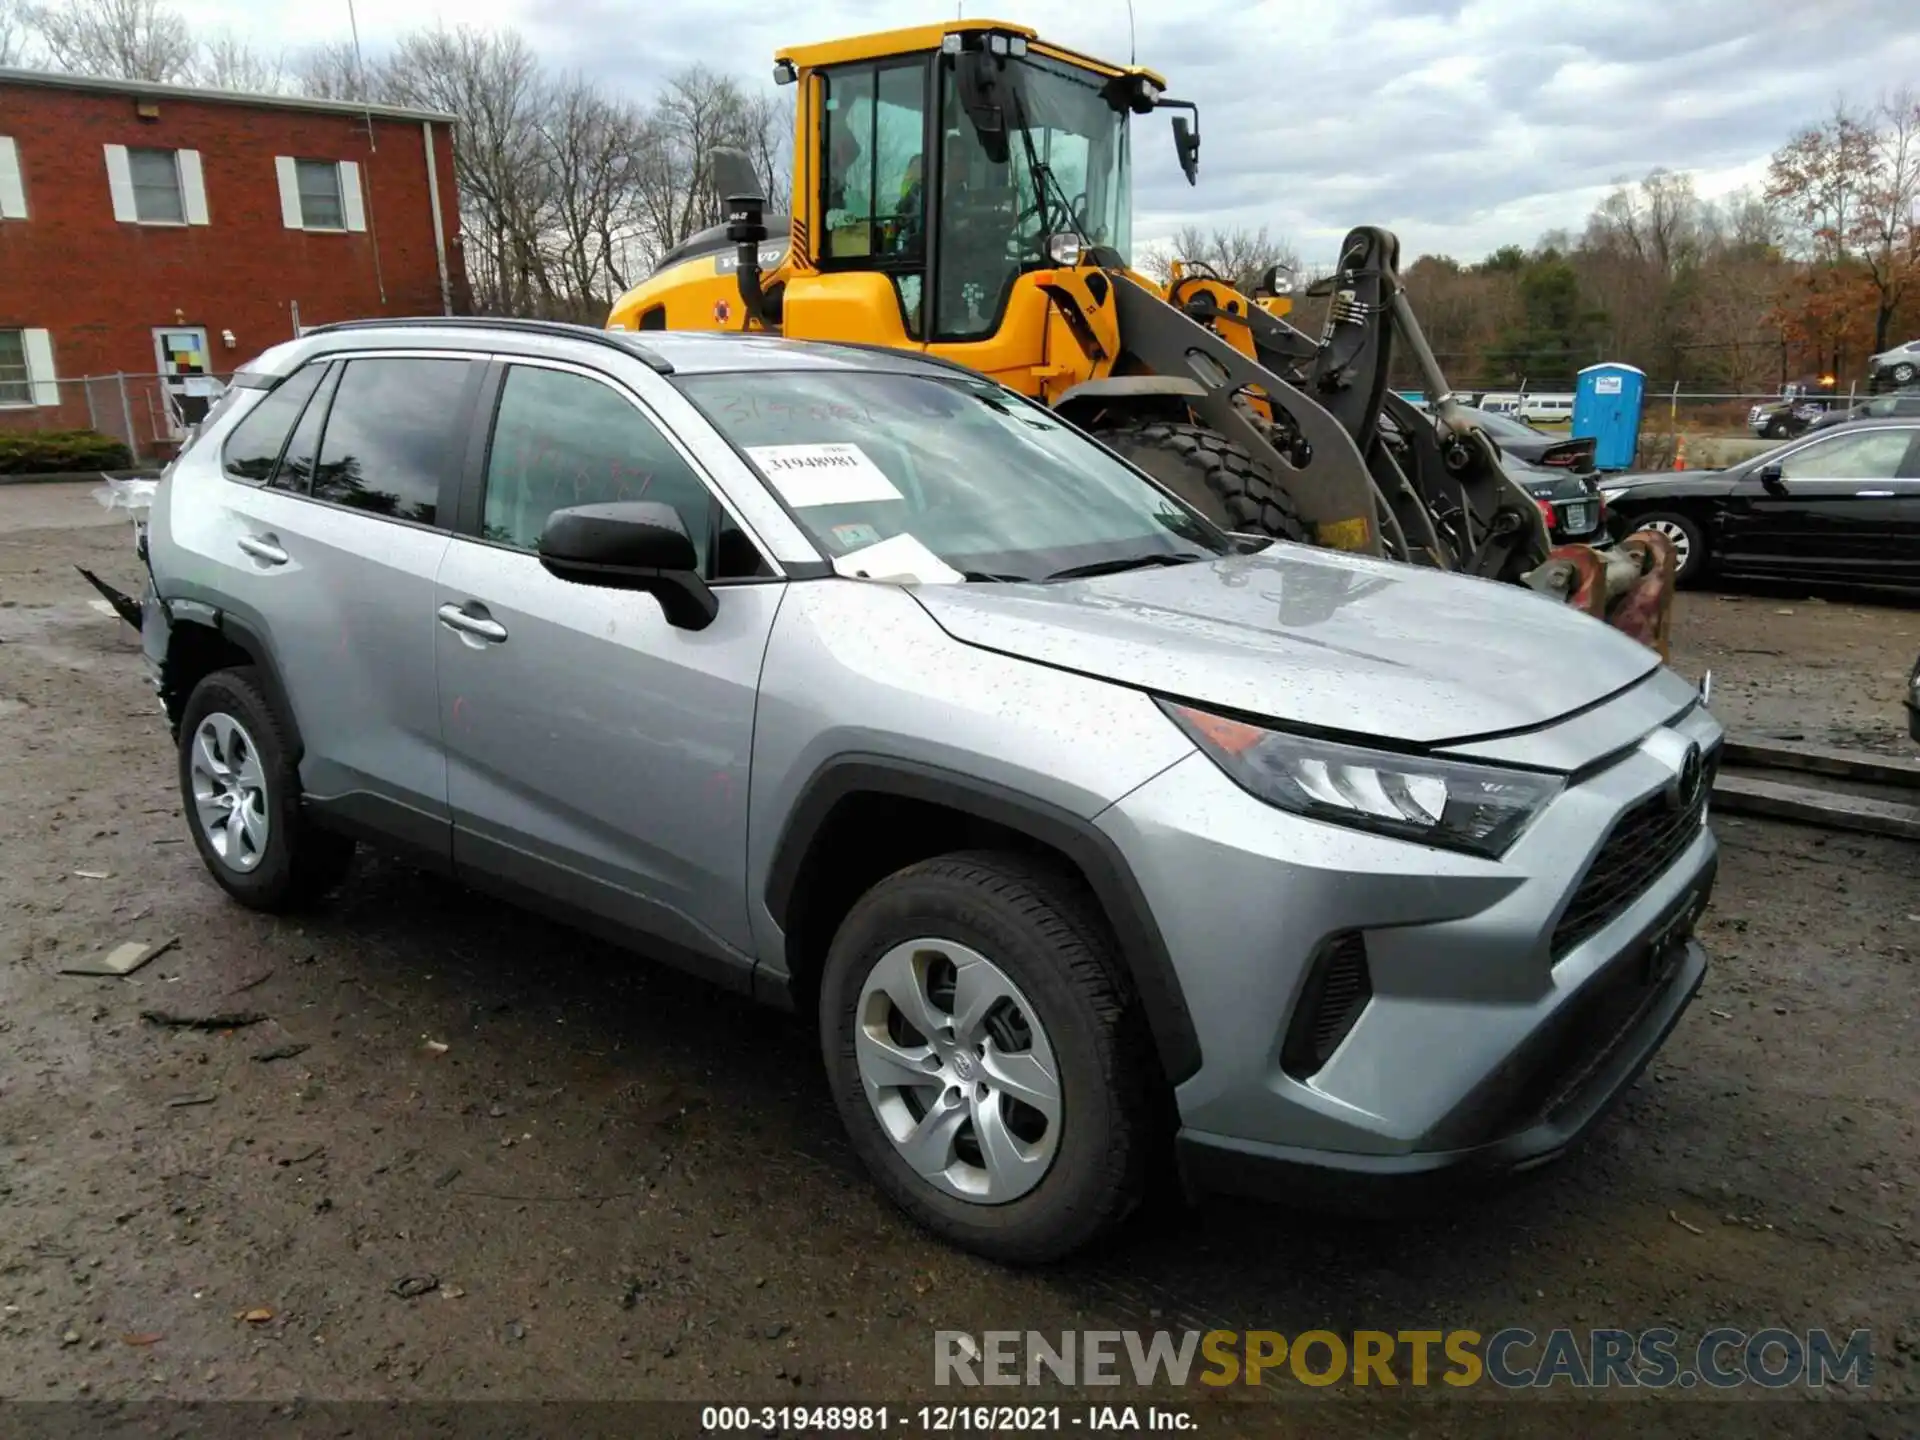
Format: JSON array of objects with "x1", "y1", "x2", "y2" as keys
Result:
[{"x1": 0, "y1": 68, "x2": 467, "y2": 452}]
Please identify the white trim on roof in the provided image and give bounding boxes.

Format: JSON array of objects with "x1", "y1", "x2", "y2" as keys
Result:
[{"x1": 0, "y1": 66, "x2": 457, "y2": 124}]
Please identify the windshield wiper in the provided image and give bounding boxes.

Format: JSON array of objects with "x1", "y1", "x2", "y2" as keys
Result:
[
  {"x1": 961, "y1": 569, "x2": 1035, "y2": 583},
  {"x1": 1042, "y1": 553, "x2": 1209, "y2": 582}
]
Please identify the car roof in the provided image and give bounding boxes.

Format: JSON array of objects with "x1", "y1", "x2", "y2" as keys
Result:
[{"x1": 238, "y1": 317, "x2": 972, "y2": 384}]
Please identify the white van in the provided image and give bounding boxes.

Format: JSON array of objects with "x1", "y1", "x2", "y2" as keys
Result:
[
  {"x1": 1478, "y1": 392, "x2": 1523, "y2": 415},
  {"x1": 1520, "y1": 393, "x2": 1575, "y2": 423}
]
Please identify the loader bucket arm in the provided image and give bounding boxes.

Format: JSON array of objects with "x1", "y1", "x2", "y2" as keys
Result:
[{"x1": 1107, "y1": 272, "x2": 1386, "y2": 556}]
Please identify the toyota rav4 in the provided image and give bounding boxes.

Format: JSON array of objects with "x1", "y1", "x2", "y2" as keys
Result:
[{"x1": 132, "y1": 318, "x2": 1721, "y2": 1263}]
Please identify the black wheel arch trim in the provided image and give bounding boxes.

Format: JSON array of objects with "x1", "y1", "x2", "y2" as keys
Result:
[
  {"x1": 765, "y1": 754, "x2": 1203, "y2": 1085},
  {"x1": 162, "y1": 599, "x2": 306, "y2": 763}
]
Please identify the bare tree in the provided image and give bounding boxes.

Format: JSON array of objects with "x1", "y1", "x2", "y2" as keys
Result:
[
  {"x1": 293, "y1": 39, "x2": 375, "y2": 102},
  {"x1": 384, "y1": 24, "x2": 554, "y2": 315},
  {"x1": 540, "y1": 76, "x2": 646, "y2": 313},
  {"x1": 1, "y1": 0, "x2": 35, "y2": 66},
  {"x1": 26, "y1": 0, "x2": 193, "y2": 81},
  {"x1": 192, "y1": 30, "x2": 285, "y2": 93},
  {"x1": 1141, "y1": 223, "x2": 1299, "y2": 288}
]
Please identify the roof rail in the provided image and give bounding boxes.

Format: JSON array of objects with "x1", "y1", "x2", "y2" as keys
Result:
[{"x1": 298, "y1": 316, "x2": 675, "y2": 374}]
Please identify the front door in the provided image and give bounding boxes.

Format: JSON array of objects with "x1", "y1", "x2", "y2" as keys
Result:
[
  {"x1": 153, "y1": 325, "x2": 213, "y2": 436},
  {"x1": 434, "y1": 358, "x2": 782, "y2": 983},
  {"x1": 1722, "y1": 426, "x2": 1920, "y2": 580}
]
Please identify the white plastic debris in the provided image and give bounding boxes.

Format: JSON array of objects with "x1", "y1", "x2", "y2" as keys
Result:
[{"x1": 92, "y1": 476, "x2": 158, "y2": 515}]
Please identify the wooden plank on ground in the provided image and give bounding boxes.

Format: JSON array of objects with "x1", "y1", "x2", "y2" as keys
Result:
[
  {"x1": 1713, "y1": 773, "x2": 1920, "y2": 842},
  {"x1": 1722, "y1": 738, "x2": 1920, "y2": 790}
]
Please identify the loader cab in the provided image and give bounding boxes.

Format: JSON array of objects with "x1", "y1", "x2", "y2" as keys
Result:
[{"x1": 796, "y1": 24, "x2": 1147, "y2": 349}]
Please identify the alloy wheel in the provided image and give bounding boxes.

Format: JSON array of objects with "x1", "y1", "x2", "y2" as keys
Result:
[
  {"x1": 189, "y1": 711, "x2": 271, "y2": 873},
  {"x1": 853, "y1": 938, "x2": 1062, "y2": 1204}
]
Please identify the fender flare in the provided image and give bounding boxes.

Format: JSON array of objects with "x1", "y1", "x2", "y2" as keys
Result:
[
  {"x1": 161, "y1": 600, "x2": 306, "y2": 762},
  {"x1": 765, "y1": 755, "x2": 1203, "y2": 1085}
]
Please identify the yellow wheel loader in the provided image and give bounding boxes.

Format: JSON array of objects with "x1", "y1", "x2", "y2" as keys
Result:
[{"x1": 605, "y1": 19, "x2": 1677, "y2": 652}]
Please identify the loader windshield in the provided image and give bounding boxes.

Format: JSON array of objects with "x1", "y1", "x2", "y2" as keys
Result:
[{"x1": 934, "y1": 52, "x2": 1131, "y2": 340}]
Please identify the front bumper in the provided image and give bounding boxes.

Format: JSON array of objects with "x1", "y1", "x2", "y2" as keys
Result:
[
  {"x1": 1099, "y1": 691, "x2": 1721, "y2": 1206},
  {"x1": 1178, "y1": 914, "x2": 1708, "y2": 1213}
]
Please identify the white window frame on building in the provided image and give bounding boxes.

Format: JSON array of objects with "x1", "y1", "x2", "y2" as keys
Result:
[
  {"x1": 0, "y1": 136, "x2": 27, "y2": 219},
  {"x1": 275, "y1": 157, "x2": 366, "y2": 233},
  {"x1": 0, "y1": 329, "x2": 60, "y2": 408},
  {"x1": 103, "y1": 144, "x2": 210, "y2": 226}
]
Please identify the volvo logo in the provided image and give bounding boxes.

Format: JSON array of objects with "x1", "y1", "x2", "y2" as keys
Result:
[{"x1": 1671, "y1": 741, "x2": 1705, "y2": 812}]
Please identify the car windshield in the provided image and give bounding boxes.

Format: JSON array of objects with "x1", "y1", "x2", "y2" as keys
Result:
[{"x1": 676, "y1": 368, "x2": 1230, "y2": 579}]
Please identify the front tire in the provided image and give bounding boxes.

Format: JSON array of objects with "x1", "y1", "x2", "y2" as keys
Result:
[
  {"x1": 178, "y1": 667, "x2": 355, "y2": 911},
  {"x1": 1890, "y1": 362, "x2": 1917, "y2": 386},
  {"x1": 1632, "y1": 511, "x2": 1708, "y2": 587},
  {"x1": 819, "y1": 852, "x2": 1156, "y2": 1264},
  {"x1": 1092, "y1": 420, "x2": 1309, "y2": 542}
]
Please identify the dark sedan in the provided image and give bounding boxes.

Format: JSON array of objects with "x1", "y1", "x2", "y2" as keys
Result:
[
  {"x1": 1508, "y1": 458, "x2": 1607, "y2": 543},
  {"x1": 1600, "y1": 419, "x2": 1920, "y2": 587},
  {"x1": 1460, "y1": 405, "x2": 1597, "y2": 471},
  {"x1": 1807, "y1": 390, "x2": 1920, "y2": 431}
]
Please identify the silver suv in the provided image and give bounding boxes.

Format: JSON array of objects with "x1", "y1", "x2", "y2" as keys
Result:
[{"x1": 136, "y1": 319, "x2": 1721, "y2": 1263}]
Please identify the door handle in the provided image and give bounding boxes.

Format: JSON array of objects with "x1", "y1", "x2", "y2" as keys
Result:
[
  {"x1": 437, "y1": 603, "x2": 508, "y2": 643},
  {"x1": 237, "y1": 534, "x2": 288, "y2": 565}
]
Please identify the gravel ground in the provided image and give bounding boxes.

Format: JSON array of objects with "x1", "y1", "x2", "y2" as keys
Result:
[{"x1": 1, "y1": 485, "x2": 1914, "y2": 1436}]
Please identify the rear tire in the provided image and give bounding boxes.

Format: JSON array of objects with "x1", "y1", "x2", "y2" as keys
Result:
[
  {"x1": 1092, "y1": 420, "x2": 1309, "y2": 542},
  {"x1": 1632, "y1": 511, "x2": 1708, "y2": 587},
  {"x1": 819, "y1": 851, "x2": 1157, "y2": 1265},
  {"x1": 1890, "y1": 362, "x2": 1917, "y2": 386},
  {"x1": 178, "y1": 667, "x2": 356, "y2": 912}
]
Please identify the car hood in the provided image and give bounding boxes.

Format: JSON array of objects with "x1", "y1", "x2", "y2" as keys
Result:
[
  {"x1": 910, "y1": 545, "x2": 1663, "y2": 747},
  {"x1": 1602, "y1": 468, "x2": 1738, "y2": 497}
]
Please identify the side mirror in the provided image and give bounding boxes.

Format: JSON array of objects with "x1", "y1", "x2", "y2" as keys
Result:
[
  {"x1": 709, "y1": 145, "x2": 763, "y2": 209},
  {"x1": 1171, "y1": 114, "x2": 1200, "y2": 185},
  {"x1": 1758, "y1": 462, "x2": 1787, "y2": 494},
  {"x1": 537, "y1": 502, "x2": 718, "y2": 631},
  {"x1": 957, "y1": 52, "x2": 1010, "y2": 165}
]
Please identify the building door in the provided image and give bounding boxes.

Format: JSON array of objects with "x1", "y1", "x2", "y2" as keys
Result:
[{"x1": 152, "y1": 325, "x2": 213, "y2": 436}]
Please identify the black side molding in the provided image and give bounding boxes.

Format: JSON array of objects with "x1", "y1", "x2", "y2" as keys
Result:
[{"x1": 766, "y1": 755, "x2": 1203, "y2": 1085}]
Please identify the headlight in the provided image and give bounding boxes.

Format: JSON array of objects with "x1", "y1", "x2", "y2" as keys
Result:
[
  {"x1": 1046, "y1": 233, "x2": 1083, "y2": 267},
  {"x1": 1161, "y1": 701, "x2": 1562, "y2": 857}
]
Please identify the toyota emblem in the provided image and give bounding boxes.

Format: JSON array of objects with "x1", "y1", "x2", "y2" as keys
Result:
[{"x1": 1673, "y1": 741, "x2": 1704, "y2": 811}]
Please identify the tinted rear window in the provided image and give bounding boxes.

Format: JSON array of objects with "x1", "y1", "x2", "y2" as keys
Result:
[
  {"x1": 310, "y1": 358, "x2": 470, "y2": 524},
  {"x1": 273, "y1": 362, "x2": 341, "y2": 493},
  {"x1": 222, "y1": 364, "x2": 327, "y2": 483}
]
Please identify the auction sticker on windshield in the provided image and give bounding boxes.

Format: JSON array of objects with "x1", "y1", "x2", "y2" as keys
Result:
[{"x1": 746, "y1": 443, "x2": 901, "y2": 507}]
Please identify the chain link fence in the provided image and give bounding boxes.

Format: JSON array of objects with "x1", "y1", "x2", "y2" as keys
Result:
[{"x1": 0, "y1": 372, "x2": 236, "y2": 466}]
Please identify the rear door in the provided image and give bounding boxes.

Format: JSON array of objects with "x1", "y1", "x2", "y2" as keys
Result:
[
  {"x1": 1721, "y1": 426, "x2": 1920, "y2": 581},
  {"x1": 208, "y1": 350, "x2": 484, "y2": 864}
]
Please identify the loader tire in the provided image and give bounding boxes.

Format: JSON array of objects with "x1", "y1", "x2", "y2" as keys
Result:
[{"x1": 1093, "y1": 421, "x2": 1309, "y2": 543}]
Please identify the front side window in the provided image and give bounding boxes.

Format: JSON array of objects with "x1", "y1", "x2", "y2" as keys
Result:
[
  {"x1": 1779, "y1": 429, "x2": 1915, "y2": 482},
  {"x1": 310, "y1": 357, "x2": 469, "y2": 524},
  {"x1": 128, "y1": 148, "x2": 184, "y2": 223},
  {"x1": 296, "y1": 160, "x2": 344, "y2": 229},
  {"x1": 678, "y1": 369, "x2": 1230, "y2": 580},
  {"x1": 0, "y1": 329, "x2": 27, "y2": 405},
  {"x1": 221, "y1": 363, "x2": 327, "y2": 483},
  {"x1": 482, "y1": 364, "x2": 726, "y2": 573}
]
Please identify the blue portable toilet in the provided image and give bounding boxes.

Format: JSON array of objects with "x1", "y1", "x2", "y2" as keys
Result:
[{"x1": 1573, "y1": 363, "x2": 1645, "y2": 470}]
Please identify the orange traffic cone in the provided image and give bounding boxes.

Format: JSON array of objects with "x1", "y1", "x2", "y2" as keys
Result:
[{"x1": 1673, "y1": 434, "x2": 1687, "y2": 471}]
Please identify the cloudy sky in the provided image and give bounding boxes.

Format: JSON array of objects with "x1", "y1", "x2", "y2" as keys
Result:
[{"x1": 171, "y1": 0, "x2": 1920, "y2": 264}]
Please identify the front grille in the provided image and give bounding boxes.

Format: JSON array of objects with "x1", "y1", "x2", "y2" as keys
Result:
[
  {"x1": 1552, "y1": 747, "x2": 1717, "y2": 960},
  {"x1": 1281, "y1": 932, "x2": 1372, "y2": 1079}
]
